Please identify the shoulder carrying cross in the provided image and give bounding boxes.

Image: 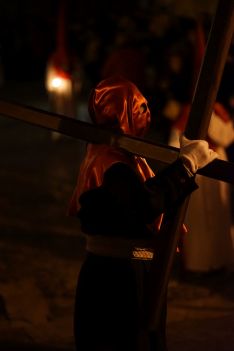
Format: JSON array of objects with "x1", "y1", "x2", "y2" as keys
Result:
[{"x1": 0, "y1": 0, "x2": 233, "y2": 331}]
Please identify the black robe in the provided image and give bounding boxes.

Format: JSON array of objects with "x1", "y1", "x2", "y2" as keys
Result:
[{"x1": 74, "y1": 158, "x2": 197, "y2": 351}]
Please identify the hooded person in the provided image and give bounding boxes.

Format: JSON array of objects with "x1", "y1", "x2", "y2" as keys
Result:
[
  {"x1": 169, "y1": 101, "x2": 234, "y2": 273},
  {"x1": 68, "y1": 76, "x2": 217, "y2": 351}
]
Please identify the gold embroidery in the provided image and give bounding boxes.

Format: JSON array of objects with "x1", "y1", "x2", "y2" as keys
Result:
[{"x1": 132, "y1": 248, "x2": 154, "y2": 260}]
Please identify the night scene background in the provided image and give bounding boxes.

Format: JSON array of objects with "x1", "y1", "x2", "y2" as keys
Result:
[{"x1": 0, "y1": 0, "x2": 234, "y2": 350}]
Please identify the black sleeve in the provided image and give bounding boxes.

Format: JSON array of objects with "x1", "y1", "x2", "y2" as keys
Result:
[
  {"x1": 78, "y1": 159, "x2": 198, "y2": 236},
  {"x1": 102, "y1": 158, "x2": 198, "y2": 223},
  {"x1": 144, "y1": 158, "x2": 198, "y2": 220}
]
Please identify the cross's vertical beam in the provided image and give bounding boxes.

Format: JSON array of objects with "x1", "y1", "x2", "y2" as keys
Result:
[
  {"x1": 186, "y1": 0, "x2": 234, "y2": 140},
  {"x1": 146, "y1": 0, "x2": 234, "y2": 330}
]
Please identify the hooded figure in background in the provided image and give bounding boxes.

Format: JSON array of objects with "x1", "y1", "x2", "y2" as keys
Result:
[
  {"x1": 169, "y1": 102, "x2": 234, "y2": 272},
  {"x1": 68, "y1": 76, "x2": 217, "y2": 351}
]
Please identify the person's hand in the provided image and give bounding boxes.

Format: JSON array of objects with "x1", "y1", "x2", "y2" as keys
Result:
[{"x1": 179, "y1": 135, "x2": 218, "y2": 173}]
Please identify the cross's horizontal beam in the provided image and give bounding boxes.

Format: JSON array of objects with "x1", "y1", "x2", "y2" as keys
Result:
[{"x1": 0, "y1": 99, "x2": 233, "y2": 184}]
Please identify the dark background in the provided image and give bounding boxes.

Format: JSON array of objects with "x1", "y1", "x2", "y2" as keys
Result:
[{"x1": 0, "y1": 1, "x2": 234, "y2": 350}]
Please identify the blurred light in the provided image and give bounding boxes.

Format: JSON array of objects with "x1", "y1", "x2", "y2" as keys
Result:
[
  {"x1": 45, "y1": 66, "x2": 72, "y2": 94},
  {"x1": 51, "y1": 77, "x2": 63, "y2": 88}
]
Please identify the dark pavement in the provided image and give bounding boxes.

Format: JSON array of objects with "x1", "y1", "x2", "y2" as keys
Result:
[{"x1": 0, "y1": 81, "x2": 234, "y2": 351}]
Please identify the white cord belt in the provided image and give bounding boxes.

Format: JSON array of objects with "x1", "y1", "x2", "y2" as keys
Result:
[{"x1": 86, "y1": 235, "x2": 154, "y2": 260}]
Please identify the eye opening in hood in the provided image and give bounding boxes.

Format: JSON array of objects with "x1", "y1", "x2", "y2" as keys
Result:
[{"x1": 87, "y1": 76, "x2": 151, "y2": 137}]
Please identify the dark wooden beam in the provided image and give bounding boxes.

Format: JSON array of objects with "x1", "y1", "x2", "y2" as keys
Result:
[{"x1": 0, "y1": 100, "x2": 233, "y2": 184}]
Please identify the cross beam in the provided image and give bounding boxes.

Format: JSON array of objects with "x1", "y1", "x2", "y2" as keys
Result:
[{"x1": 0, "y1": 100, "x2": 233, "y2": 184}]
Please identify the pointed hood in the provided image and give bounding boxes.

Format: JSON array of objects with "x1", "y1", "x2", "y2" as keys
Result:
[
  {"x1": 88, "y1": 76, "x2": 151, "y2": 137},
  {"x1": 68, "y1": 76, "x2": 155, "y2": 216}
]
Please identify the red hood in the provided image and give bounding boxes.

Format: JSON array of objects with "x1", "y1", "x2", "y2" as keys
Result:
[{"x1": 88, "y1": 76, "x2": 151, "y2": 137}]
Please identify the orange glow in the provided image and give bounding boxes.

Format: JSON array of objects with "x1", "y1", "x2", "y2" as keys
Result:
[{"x1": 45, "y1": 66, "x2": 72, "y2": 94}]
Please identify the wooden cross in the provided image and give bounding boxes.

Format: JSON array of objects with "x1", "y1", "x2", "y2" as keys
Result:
[{"x1": 0, "y1": 0, "x2": 233, "y2": 332}]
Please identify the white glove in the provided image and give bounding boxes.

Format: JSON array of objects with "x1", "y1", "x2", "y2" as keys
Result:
[{"x1": 179, "y1": 135, "x2": 218, "y2": 173}]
